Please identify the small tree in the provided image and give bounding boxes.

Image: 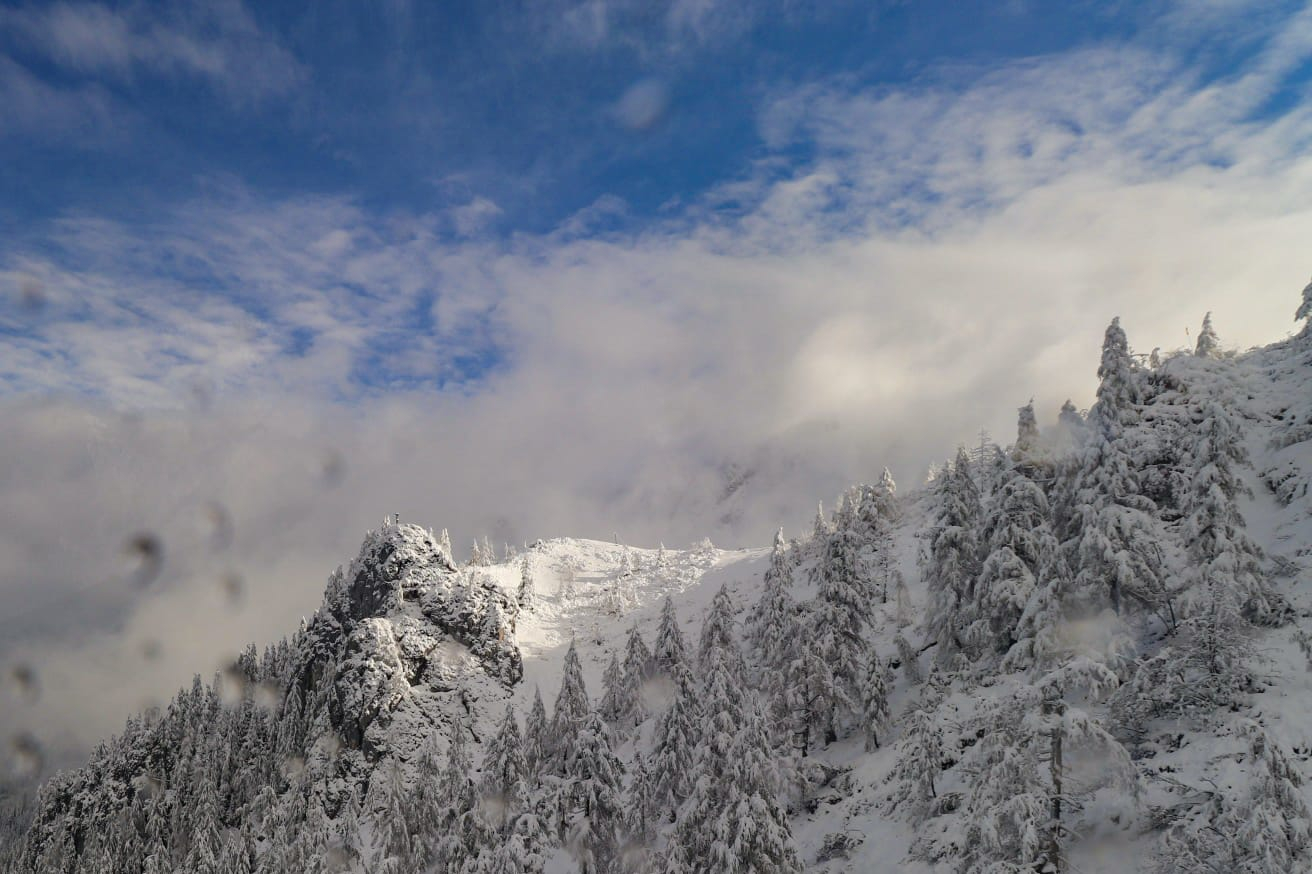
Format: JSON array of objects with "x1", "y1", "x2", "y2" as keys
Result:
[
  {"x1": 517, "y1": 556, "x2": 535, "y2": 611},
  {"x1": 1195, "y1": 312, "x2": 1221, "y2": 358}
]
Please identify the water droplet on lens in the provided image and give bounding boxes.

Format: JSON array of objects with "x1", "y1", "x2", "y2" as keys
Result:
[
  {"x1": 124, "y1": 532, "x2": 162, "y2": 586},
  {"x1": 218, "y1": 570, "x2": 245, "y2": 607},
  {"x1": 204, "y1": 502, "x2": 233, "y2": 551},
  {"x1": 8, "y1": 733, "x2": 43, "y2": 779},
  {"x1": 6, "y1": 663, "x2": 39, "y2": 704},
  {"x1": 320, "y1": 449, "x2": 346, "y2": 487},
  {"x1": 15, "y1": 276, "x2": 46, "y2": 313}
]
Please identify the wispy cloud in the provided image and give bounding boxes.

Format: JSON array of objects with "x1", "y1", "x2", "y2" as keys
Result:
[{"x1": 0, "y1": 0, "x2": 306, "y2": 106}]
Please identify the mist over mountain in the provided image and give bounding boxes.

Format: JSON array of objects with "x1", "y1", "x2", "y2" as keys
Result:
[{"x1": 5, "y1": 290, "x2": 1312, "y2": 872}]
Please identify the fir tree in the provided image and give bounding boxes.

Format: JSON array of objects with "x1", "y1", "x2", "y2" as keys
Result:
[
  {"x1": 1195, "y1": 311, "x2": 1221, "y2": 358},
  {"x1": 550, "y1": 641, "x2": 591, "y2": 776},
  {"x1": 648, "y1": 662, "x2": 700, "y2": 822},
  {"x1": 1297, "y1": 276, "x2": 1312, "y2": 326},
  {"x1": 697, "y1": 585, "x2": 738, "y2": 672},
  {"x1": 1161, "y1": 719, "x2": 1312, "y2": 873},
  {"x1": 618, "y1": 624, "x2": 652, "y2": 728},
  {"x1": 809, "y1": 507, "x2": 873, "y2": 742},
  {"x1": 889, "y1": 690, "x2": 943, "y2": 818},
  {"x1": 517, "y1": 556, "x2": 535, "y2": 611},
  {"x1": 563, "y1": 711, "x2": 626, "y2": 874},
  {"x1": 859, "y1": 650, "x2": 891, "y2": 751},
  {"x1": 481, "y1": 705, "x2": 528, "y2": 834},
  {"x1": 744, "y1": 529, "x2": 796, "y2": 672},
  {"x1": 652, "y1": 597, "x2": 688, "y2": 678},
  {"x1": 598, "y1": 653, "x2": 626, "y2": 725},
  {"x1": 1058, "y1": 318, "x2": 1166, "y2": 622},
  {"x1": 524, "y1": 687, "x2": 549, "y2": 780},
  {"x1": 921, "y1": 448, "x2": 982, "y2": 663}
]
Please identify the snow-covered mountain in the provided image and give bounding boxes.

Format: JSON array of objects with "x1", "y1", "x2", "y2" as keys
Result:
[{"x1": 8, "y1": 299, "x2": 1312, "y2": 874}]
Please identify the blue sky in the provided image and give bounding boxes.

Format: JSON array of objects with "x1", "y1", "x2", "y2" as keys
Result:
[
  {"x1": 0, "y1": 1, "x2": 1155, "y2": 234},
  {"x1": 6, "y1": 0, "x2": 1312, "y2": 755}
]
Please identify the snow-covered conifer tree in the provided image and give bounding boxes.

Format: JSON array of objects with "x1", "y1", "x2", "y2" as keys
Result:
[
  {"x1": 1058, "y1": 318, "x2": 1166, "y2": 622},
  {"x1": 480, "y1": 705, "x2": 528, "y2": 833},
  {"x1": 859, "y1": 650, "x2": 891, "y2": 751},
  {"x1": 598, "y1": 653, "x2": 625, "y2": 725},
  {"x1": 967, "y1": 456, "x2": 1060, "y2": 662},
  {"x1": 648, "y1": 662, "x2": 700, "y2": 822},
  {"x1": 697, "y1": 585, "x2": 738, "y2": 671},
  {"x1": 807, "y1": 503, "x2": 873, "y2": 741},
  {"x1": 921, "y1": 448, "x2": 982, "y2": 663},
  {"x1": 550, "y1": 641, "x2": 591, "y2": 776},
  {"x1": 811, "y1": 501, "x2": 829, "y2": 543},
  {"x1": 745, "y1": 529, "x2": 796, "y2": 673},
  {"x1": 667, "y1": 686, "x2": 800, "y2": 873},
  {"x1": 1161, "y1": 718, "x2": 1312, "y2": 873},
  {"x1": 888, "y1": 689, "x2": 943, "y2": 818},
  {"x1": 1195, "y1": 311, "x2": 1221, "y2": 358},
  {"x1": 1180, "y1": 399, "x2": 1279, "y2": 624},
  {"x1": 618, "y1": 624, "x2": 652, "y2": 728},
  {"x1": 562, "y1": 711, "x2": 626, "y2": 874},
  {"x1": 524, "y1": 687, "x2": 549, "y2": 780},
  {"x1": 652, "y1": 596, "x2": 688, "y2": 677},
  {"x1": 517, "y1": 556, "x2": 535, "y2": 611}
]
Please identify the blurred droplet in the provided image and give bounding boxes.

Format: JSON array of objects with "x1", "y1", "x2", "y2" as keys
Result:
[
  {"x1": 188, "y1": 376, "x2": 215, "y2": 410},
  {"x1": 5, "y1": 663, "x2": 39, "y2": 705},
  {"x1": 132, "y1": 772, "x2": 162, "y2": 800},
  {"x1": 15, "y1": 276, "x2": 46, "y2": 313},
  {"x1": 218, "y1": 570, "x2": 245, "y2": 607},
  {"x1": 140, "y1": 638, "x2": 163, "y2": 661},
  {"x1": 8, "y1": 732, "x2": 43, "y2": 780},
  {"x1": 123, "y1": 532, "x2": 162, "y2": 586},
  {"x1": 255, "y1": 680, "x2": 281, "y2": 711},
  {"x1": 280, "y1": 755, "x2": 306, "y2": 781},
  {"x1": 315, "y1": 733, "x2": 344, "y2": 760},
  {"x1": 204, "y1": 502, "x2": 233, "y2": 551},
  {"x1": 320, "y1": 449, "x2": 346, "y2": 487},
  {"x1": 614, "y1": 78, "x2": 670, "y2": 131},
  {"x1": 324, "y1": 845, "x2": 351, "y2": 871},
  {"x1": 220, "y1": 663, "x2": 250, "y2": 707}
]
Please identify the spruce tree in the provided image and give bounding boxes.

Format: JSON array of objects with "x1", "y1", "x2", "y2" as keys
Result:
[
  {"x1": 652, "y1": 597, "x2": 688, "y2": 677},
  {"x1": 921, "y1": 448, "x2": 982, "y2": 663},
  {"x1": 1059, "y1": 318, "x2": 1166, "y2": 622},
  {"x1": 518, "y1": 556, "x2": 535, "y2": 611},
  {"x1": 563, "y1": 711, "x2": 626, "y2": 874},
  {"x1": 551, "y1": 641, "x2": 591, "y2": 776},
  {"x1": 1195, "y1": 312, "x2": 1221, "y2": 358},
  {"x1": 598, "y1": 653, "x2": 626, "y2": 725},
  {"x1": 480, "y1": 705, "x2": 528, "y2": 834},
  {"x1": 697, "y1": 585, "x2": 738, "y2": 672},
  {"x1": 859, "y1": 650, "x2": 891, "y2": 751},
  {"x1": 618, "y1": 624, "x2": 652, "y2": 728},
  {"x1": 524, "y1": 687, "x2": 549, "y2": 780},
  {"x1": 745, "y1": 529, "x2": 796, "y2": 671},
  {"x1": 648, "y1": 662, "x2": 701, "y2": 822}
]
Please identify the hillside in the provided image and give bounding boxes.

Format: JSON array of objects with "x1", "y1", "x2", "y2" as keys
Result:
[{"x1": 7, "y1": 301, "x2": 1312, "y2": 874}]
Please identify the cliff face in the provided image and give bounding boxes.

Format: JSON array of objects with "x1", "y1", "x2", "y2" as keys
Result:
[{"x1": 299, "y1": 522, "x2": 522, "y2": 756}]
